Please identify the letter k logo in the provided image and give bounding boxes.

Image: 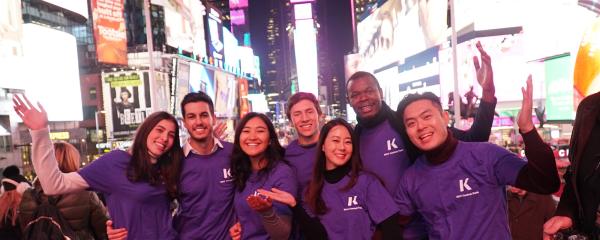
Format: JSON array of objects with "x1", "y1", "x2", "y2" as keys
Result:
[
  {"x1": 459, "y1": 178, "x2": 472, "y2": 192},
  {"x1": 387, "y1": 138, "x2": 398, "y2": 151},
  {"x1": 347, "y1": 196, "x2": 358, "y2": 207},
  {"x1": 223, "y1": 168, "x2": 232, "y2": 179}
]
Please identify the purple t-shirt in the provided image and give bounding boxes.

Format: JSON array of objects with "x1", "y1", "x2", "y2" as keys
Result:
[
  {"x1": 305, "y1": 173, "x2": 398, "y2": 239},
  {"x1": 174, "y1": 142, "x2": 235, "y2": 239},
  {"x1": 79, "y1": 150, "x2": 177, "y2": 239},
  {"x1": 285, "y1": 140, "x2": 318, "y2": 193},
  {"x1": 395, "y1": 142, "x2": 527, "y2": 240},
  {"x1": 234, "y1": 162, "x2": 298, "y2": 240},
  {"x1": 358, "y1": 120, "x2": 427, "y2": 239}
]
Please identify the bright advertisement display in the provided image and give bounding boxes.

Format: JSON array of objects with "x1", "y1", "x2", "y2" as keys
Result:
[
  {"x1": 214, "y1": 71, "x2": 237, "y2": 117},
  {"x1": 206, "y1": 7, "x2": 224, "y2": 64},
  {"x1": 294, "y1": 5, "x2": 319, "y2": 98},
  {"x1": 19, "y1": 23, "x2": 83, "y2": 121},
  {"x1": 42, "y1": 0, "x2": 88, "y2": 19},
  {"x1": 229, "y1": 0, "x2": 248, "y2": 9},
  {"x1": 91, "y1": 0, "x2": 127, "y2": 65},
  {"x1": 0, "y1": 0, "x2": 24, "y2": 90},
  {"x1": 238, "y1": 78, "x2": 250, "y2": 118},
  {"x1": 231, "y1": 9, "x2": 246, "y2": 26},
  {"x1": 174, "y1": 60, "x2": 190, "y2": 118},
  {"x1": 158, "y1": 0, "x2": 206, "y2": 56},
  {"x1": 189, "y1": 62, "x2": 215, "y2": 100},
  {"x1": 102, "y1": 71, "x2": 153, "y2": 139},
  {"x1": 223, "y1": 27, "x2": 240, "y2": 70},
  {"x1": 356, "y1": 0, "x2": 447, "y2": 73},
  {"x1": 573, "y1": 16, "x2": 600, "y2": 103},
  {"x1": 545, "y1": 56, "x2": 575, "y2": 121}
]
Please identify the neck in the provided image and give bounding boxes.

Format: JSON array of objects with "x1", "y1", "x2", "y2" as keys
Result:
[
  {"x1": 357, "y1": 101, "x2": 389, "y2": 129},
  {"x1": 190, "y1": 136, "x2": 215, "y2": 155},
  {"x1": 298, "y1": 133, "x2": 319, "y2": 146},
  {"x1": 324, "y1": 163, "x2": 351, "y2": 184},
  {"x1": 424, "y1": 130, "x2": 458, "y2": 165},
  {"x1": 250, "y1": 155, "x2": 266, "y2": 171}
]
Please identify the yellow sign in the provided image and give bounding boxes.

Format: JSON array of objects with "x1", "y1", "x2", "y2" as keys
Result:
[{"x1": 50, "y1": 132, "x2": 70, "y2": 140}]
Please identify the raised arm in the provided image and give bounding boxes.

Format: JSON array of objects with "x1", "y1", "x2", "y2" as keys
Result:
[
  {"x1": 13, "y1": 95, "x2": 88, "y2": 195},
  {"x1": 513, "y1": 76, "x2": 559, "y2": 194},
  {"x1": 452, "y1": 41, "x2": 496, "y2": 142}
]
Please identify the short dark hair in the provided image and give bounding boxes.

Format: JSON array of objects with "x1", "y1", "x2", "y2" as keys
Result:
[
  {"x1": 396, "y1": 92, "x2": 444, "y2": 125},
  {"x1": 286, "y1": 92, "x2": 322, "y2": 120},
  {"x1": 345, "y1": 71, "x2": 381, "y2": 92},
  {"x1": 180, "y1": 91, "x2": 214, "y2": 116}
]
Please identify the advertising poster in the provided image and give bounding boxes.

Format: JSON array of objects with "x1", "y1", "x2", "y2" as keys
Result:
[
  {"x1": 545, "y1": 56, "x2": 574, "y2": 121},
  {"x1": 214, "y1": 70, "x2": 237, "y2": 117},
  {"x1": 205, "y1": 7, "x2": 224, "y2": 64},
  {"x1": 238, "y1": 77, "x2": 250, "y2": 118},
  {"x1": 103, "y1": 71, "x2": 152, "y2": 139},
  {"x1": 175, "y1": 61, "x2": 190, "y2": 117},
  {"x1": 0, "y1": 0, "x2": 24, "y2": 90},
  {"x1": 189, "y1": 62, "x2": 215, "y2": 100},
  {"x1": 159, "y1": 0, "x2": 206, "y2": 56},
  {"x1": 91, "y1": 0, "x2": 127, "y2": 65}
]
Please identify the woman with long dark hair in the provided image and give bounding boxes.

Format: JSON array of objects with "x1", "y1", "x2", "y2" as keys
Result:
[
  {"x1": 258, "y1": 119, "x2": 401, "y2": 239},
  {"x1": 229, "y1": 112, "x2": 297, "y2": 240},
  {"x1": 13, "y1": 94, "x2": 183, "y2": 239}
]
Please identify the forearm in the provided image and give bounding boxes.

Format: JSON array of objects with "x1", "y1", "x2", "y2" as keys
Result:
[
  {"x1": 514, "y1": 129, "x2": 560, "y2": 194},
  {"x1": 379, "y1": 213, "x2": 403, "y2": 240},
  {"x1": 555, "y1": 170, "x2": 577, "y2": 219},
  {"x1": 452, "y1": 97, "x2": 496, "y2": 142},
  {"x1": 291, "y1": 204, "x2": 328, "y2": 239},
  {"x1": 30, "y1": 128, "x2": 88, "y2": 195},
  {"x1": 259, "y1": 207, "x2": 292, "y2": 240}
]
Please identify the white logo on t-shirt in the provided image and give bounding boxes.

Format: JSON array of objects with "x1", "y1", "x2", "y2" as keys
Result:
[
  {"x1": 220, "y1": 168, "x2": 233, "y2": 183},
  {"x1": 456, "y1": 177, "x2": 479, "y2": 199},
  {"x1": 383, "y1": 138, "x2": 404, "y2": 157},
  {"x1": 343, "y1": 195, "x2": 362, "y2": 211}
]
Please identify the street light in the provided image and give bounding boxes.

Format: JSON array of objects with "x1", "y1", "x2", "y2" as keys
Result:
[{"x1": 94, "y1": 110, "x2": 106, "y2": 154}]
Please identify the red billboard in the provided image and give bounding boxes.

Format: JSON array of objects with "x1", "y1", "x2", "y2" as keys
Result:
[{"x1": 91, "y1": 0, "x2": 127, "y2": 65}]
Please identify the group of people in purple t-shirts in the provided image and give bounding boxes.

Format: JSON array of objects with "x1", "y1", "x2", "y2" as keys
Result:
[{"x1": 12, "y1": 41, "x2": 560, "y2": 240}]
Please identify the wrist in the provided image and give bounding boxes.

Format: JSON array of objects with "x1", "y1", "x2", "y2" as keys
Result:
[{"x1": 481, "y1": 90, "x2": 495, "y2": 102}]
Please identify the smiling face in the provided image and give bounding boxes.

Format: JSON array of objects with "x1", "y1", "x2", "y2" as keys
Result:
[
  {"x1": 347, "y1": 76, "x2": 383, "y2": 120},
  {"x1": 146, "y1": 119, "x2": 176, "y2": 162},
  {"x1": 290, "y1": 99, "x2": 320, "y2": 145},
  {"x1": 403, "y1": 99, "x2": 449, "y2": 151},
  {"x1": 322, "y1": 125, "x2": 353, "y2": 170},
  {"x1": 240, "y1": 117, "x2": 270, "y2": 159},
  {"x1": 183, "y1": 101, "x2": 215, "y2": 143}
]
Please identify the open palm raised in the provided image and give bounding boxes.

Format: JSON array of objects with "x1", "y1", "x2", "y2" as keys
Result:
[{"x1": 13, "y1": 94, "x2": 48, "y2": 131}]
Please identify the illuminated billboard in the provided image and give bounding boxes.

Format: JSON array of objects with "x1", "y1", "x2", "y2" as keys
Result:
[
  {"x1": 159, "y1": 0, "x2": 207, "y2": 56},
  {"x1": 189, "y1": 62, "x2": 216, "y2": 100},
  {"x1": 231, "y1": 9, "x2": 246, "y2": 26},
  {"x1": 294, "y1": 14, "x2": 318, "y2": 97},
  {"x1": 42, "y1": 0, "x2": 88, "y2": 19},
  {"x1": 19, "y1": 23, "x2": 83, "y2": 121},
  {"x1": 229, "y1": 0, "x2": 248, "y2": 9},
  {"x1": 102, "y1": 71, "x2": 153, "y2": 139},
  {"x1": 91, "y1": 0, "x2": 127, "y2": 65},
  {"x1": 205, "y1": 7, "x2": 225, "y2": 65},
  {"x1": 238, "y1": 78, "x2": 250, "y2": 118},
  {"x1": 223, "y1": 27, "x2": 240, "y2": 70},
  {"x1": 545, "y1": 55, "x2": 575, "y2": 121},
  {"x1": 0, "y1": 0, "x2": 24, "y2": 90},
  {"x1": 214, "y1": 71, "x2": 237, "y2": 117},
  {"x1": 573, "y1": 16, "x2": 600, "y2": 104}
]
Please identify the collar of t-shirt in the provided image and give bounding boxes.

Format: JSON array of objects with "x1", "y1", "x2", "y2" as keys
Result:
[
  {"x1": 324, "y1": 163, "x2": 351, "y2": 184},
  {"x1": 298, "y1": 142, "x2": 318, "y2": 149},
  {"x1": 183, "y1": 137, "x2": 224, "y2": 157},
  {"x1": 423, "y1": 130, "x2": 458, "y2": 165}
]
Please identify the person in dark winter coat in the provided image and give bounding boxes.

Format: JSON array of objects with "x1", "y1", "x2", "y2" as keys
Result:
[
  {"x1": 544, "y1": 91, "x2": 600, "y2": 239},
  {"x1": 0, "y1": 165, "x2": 31, "y2": 239},
  {"x1": 507, "y1": 186, "x2": 556, "y2": 240},
  {"x1": 19, "y1": 141, "x2": 109, "y2": 240}
]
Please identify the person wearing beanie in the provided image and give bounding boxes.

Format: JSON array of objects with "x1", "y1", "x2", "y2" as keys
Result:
[{"x1": 0, "y1": 165, "x2": 31, "y2": 239}]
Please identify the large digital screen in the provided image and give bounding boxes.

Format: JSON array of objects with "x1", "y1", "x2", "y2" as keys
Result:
[
  {"x1": 205, "y1": 7, "x2": 224, "y2": 64},
  {"x1": 91, "y1": 0, "x2": 127, "y2": 65},
  {"x1": 545, "y1": 55, "x2": 575, "y2": 121},
  {"x1": 214, "y1": 71, "x2": 237, "y2": 117},
  {"x1": 189, "y1": 62, "x2": 216, "y2": 101},
  {"x1": 19, "y1": 24, "x2": 83, "y2": 122},
  {"x1": 102, "y1": 71, "x2": 152, "y2": 139},
  {"x1": 42, "y1": 0, "x2": 88, "y2": 19},
  {"x1": 294, "y1": 17, "x2": 318, "y2": 97},
  {"x1": 574, "y1": 16, "x2": 600, "y2": 104},
  {"x1": 0, "y1": 0, "x2": 24, "y2": 90},
  {"x1": 229, "y1": 0, "x2": 248, "y2": 9},
  {"x1": 159, "y1": 0, "x2": 206, "y2": 56},
  {"x1": 223, "y1": 27, "x2": 240, "y2": 70}
]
